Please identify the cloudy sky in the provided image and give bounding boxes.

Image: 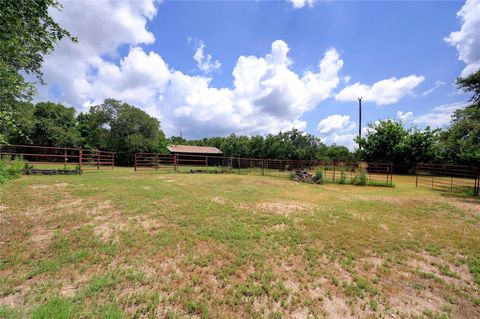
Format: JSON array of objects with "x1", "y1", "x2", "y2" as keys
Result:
[{"x1": 36, "y1": 0, "x2": 480, "y2": 148}]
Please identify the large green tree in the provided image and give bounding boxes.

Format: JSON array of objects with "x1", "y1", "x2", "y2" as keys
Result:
[
  {"x1": 80, "y1": 99, "x2": 168, "y2": 165},
  {"x1": 356, "y1": 120, "x2": 408, "y2": 163},
  {"x1": 441, "y1": 69, "x2": 480, "y2": 165},
  {"x1": 31, "y1": 102, "x2": 82, "y2": 147},
  {"x1": 0, "y1": 0, "x2": 75, "y2": 109}
]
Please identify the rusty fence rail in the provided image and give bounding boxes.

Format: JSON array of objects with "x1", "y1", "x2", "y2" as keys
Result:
[
  {"x1": 81, "y1": 149, "x2": 115, "y2": 170},
  {"x1": 134, "y1": 153, "x2": 175, "y2": 170},
  {"x1": 133, "y1": 152, "x2": 394, "y2": 185},
  {"x1": 415, "y1": 163, "x2": 479, "y2": 196},
  {"x1": 0, "y1": 144, "x2": 114, "y2": 173}
]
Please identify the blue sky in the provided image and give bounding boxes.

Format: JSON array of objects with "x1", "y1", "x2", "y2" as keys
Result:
[{"x1": 38, "y1": 0, "x2": 480, "y2": 148}]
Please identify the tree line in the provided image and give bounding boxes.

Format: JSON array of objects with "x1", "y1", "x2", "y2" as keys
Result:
[{"x1": 0, "y1": 68, "x2": 478, "y2": 167}]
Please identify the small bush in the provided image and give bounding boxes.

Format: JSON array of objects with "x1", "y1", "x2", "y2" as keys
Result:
[
  {"x1": 313, "y1": 169, "x2": 324, "y2": 184},
  {"x1": 288, "y1": 171, "x2": 297, "y2": 180},
  {"x1": 367, "y1": 180, "x2": 395, "y2": 188},
  {"x1": 338, "y1": 168, "x2": 347, "y2": 184},
  {"x1": 0, "y1": 158, "x2": 24, "y2": 184},
  {"x1": 351, "y1": 168, "x2": 367, "y2": 186}
]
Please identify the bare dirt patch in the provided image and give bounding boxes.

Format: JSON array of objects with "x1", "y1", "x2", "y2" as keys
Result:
[
  {"x1": 450, "y1": 199, "x2": 480, "y2": 215},
  {"x1": 268, "y1": 223, "x2": 288, "y2": 231},
  {"x1": 54, "y1": 183, "x2": 70, "y2": 188},
  {"x1": 256, "y1": 201, "x2": 313, "y2": 215},
  {"x1": 348, "y1": 194, "x2": 410, "y2": 205},
  {"x1": 322, "y1": 296, "x2": 353, "y2": 319},
  {"x1": 30, "y1": 227, "x2": 54, "y2": 250},
  {"x1": 60, "y1": 284, "x2": 77, "y2": 297},
  {"x1": 211, "y1": 196, "x2": 227, "y2": 204},
  {"x1": 29, "y1": 184, "x2": 49, "y2": 190}
]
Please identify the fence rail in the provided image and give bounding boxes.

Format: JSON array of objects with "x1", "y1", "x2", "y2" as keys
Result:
[
  {"x1": 415, "y1": 163, "x2": 479, "y2": 196},
  {"x1": 0, "y1": 144, "x2": 114, "y2": 173},
  {"x1": 133, "y1": 153, "x2": 394, "y2": 186}
]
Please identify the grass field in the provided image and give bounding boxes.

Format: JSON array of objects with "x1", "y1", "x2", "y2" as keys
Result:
[{"x1": 0, "y1": 168, "x2": 479, "y2": 318}]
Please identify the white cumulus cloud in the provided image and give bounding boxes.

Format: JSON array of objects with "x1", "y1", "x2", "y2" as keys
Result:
[
  {"x1": 317, "y1": 114, "x2": 357, "y2": 149},
  {"x1": 37, "y1": 0, "x2": 344, "y2": 139},
  {"x1": 396, "y1": 111, "x2": 413, "y2": 123},
  {"x1": 445, "y1": 0, "x2": 480, "y2": 77},
  {"x1": 289, "y1": 0, "x2": 317, "y2": 9},
  {"x1": 335, "y1": 75, "x2": 425, "y2": 105},
  {"x1": 193, "y1": 41, "x2": 221, "y2": 74},
  {"x1": 412, "y1": 102, "x2": 466, "y2": 128}
]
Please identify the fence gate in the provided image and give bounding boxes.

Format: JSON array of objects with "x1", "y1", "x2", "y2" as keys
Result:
[
  {"x1": 134, "y1": 153, "x2": 175, "y2": 171},
  {"x1": 81, "y1": 149, "x2": 115, "y2": 170},
  {"x1": 415, "y1": 163, "x2": 479, "y2": 196}
]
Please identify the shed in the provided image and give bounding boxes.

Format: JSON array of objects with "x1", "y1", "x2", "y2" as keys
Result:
[{"x1": 167, "y1": 145, "x2": 223, "y2": 157}]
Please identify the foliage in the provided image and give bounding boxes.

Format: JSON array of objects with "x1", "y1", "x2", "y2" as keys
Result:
[
  {"x1": 0, "y1": 102, "x2": 35, "y2": 144},
  {"x1": 79, "y1": 99, "x2": 168, "y2": 166},
  {"x1": 357, "y1": 120, "x2": 445, "y2": 165},
  {"x1": 313, "y1": 169, "x2": 324, "y2": 184},
  {"x1": 441, "y1": 69, "x2": 480, "y2": 165},
  {"x1": 457, "y1": 69, "x2": 480, "y2": 105},
  {"x1": 31, "y1": 102, "x2": 82, "y2": 147},
  {"x1": 175, "y1": 129, "x2": 352, "y2": 161},
  {"x1": 367, "y1": 180, "x2": 395, "y2": 188},
  {"x1": 338, "y1": 168, "x2": 347, "y2": 184},
  {"x1": 356, "y1": 120, "x2": 408, "y2": 163},
  {"x1": 352, "y1": 168, "x2": 368, "y2": 186},
  {"x1": 0, "y1": 0, "x2": 76, "y2": 109},
  {"x1": 0, "y1": 158, "x2": 24, "y2": 184}
]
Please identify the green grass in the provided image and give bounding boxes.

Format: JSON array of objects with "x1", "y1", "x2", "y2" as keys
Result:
[{"x1": 0, "y1": 168, "x2": 479, "y2": 318}]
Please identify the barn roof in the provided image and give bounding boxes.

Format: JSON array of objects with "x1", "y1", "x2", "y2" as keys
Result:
[{"x1": 167, "y1": 145, "x2": 223, "y2": 154}]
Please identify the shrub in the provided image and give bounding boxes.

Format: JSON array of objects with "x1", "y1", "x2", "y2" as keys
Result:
[
  {"x1": 367, "y1": 180, "x2": 395, "y2": 188},
  {"x1": 352, "y1": 168, "x2": 367, "y2": 186},
  {"x1": 338, "y1": 168, "x2": 347, "y2": 184},
  {"x1": 313, "y1": 169, "x2": 324, "y2": 184},
  {"x1": 288, "y1": 171, "x2": 297, "y2": 180},
  {"x1": 0, "y1": 158, "x2": 25, "y2": 184}
]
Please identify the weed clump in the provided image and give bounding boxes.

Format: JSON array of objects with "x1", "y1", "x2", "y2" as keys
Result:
[
  {"x1": 0, "y1": 157, "x2": 24, "y2": 184},
  {"x1": 352, "y1": 168, "x2": 368, "y2": 186},
  {"x1": 313, "y1": 168, "x2": 324, "y2": 184}
]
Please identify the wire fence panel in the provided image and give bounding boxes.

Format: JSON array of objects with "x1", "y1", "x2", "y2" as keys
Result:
[
  {"x1": 134, "y1": 153, "x2": 175, "y2": 170},
  {"x1": 0, "y1": 144, "x2": 114, "y2": 173},
  {"x1": 81, "y1": 149, "x2": 115, "y2": 170},
  {"x1": 415, "y1": 163, "x2": 479, "y2": 196},
  {"x1": 0, "y1": 144, "x2": 80, "y2": 167}
]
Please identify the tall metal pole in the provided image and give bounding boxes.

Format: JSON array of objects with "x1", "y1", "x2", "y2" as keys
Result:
[{"x1": 358, "y1": 97, "x2": 363, "y2": 138}]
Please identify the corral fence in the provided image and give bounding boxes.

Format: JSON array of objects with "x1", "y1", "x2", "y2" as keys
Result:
[
  {"x1": 0, "y1": 144, "x2": 114, "y2": 174},
  {"x1": 319, "y1": 161, "x2": 393, "y2": 185},
  {"x1": 133, "y1": 152, "x2": 393, "y2": 185},
  {"x1": 415, "y1": 163, "x2": 479, "y2": 196}
]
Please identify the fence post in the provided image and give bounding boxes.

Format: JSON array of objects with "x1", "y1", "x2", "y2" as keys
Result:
[
  {"x1": 262, "y1": 159, "x2": 265, "y2": 176},
  {"x1": 97, "y1": 151, "x2": 100, "y2": 170},
  {"x1": 205, "y1": 156, "x2": 208, "y2": 173},
  {"x1": 174, "y1": 154, "x2": 178, "y2": 172},
  {"x1": 64, "y1": 148, "x2": 67, "y2": 169},
  {"x1": 415, "y1": 164, "x2": 418, "y2": 188},
  {"x1": 134, "y1": 153, "x2": 137, "y2": 171},
  {"x1": 112, "y1": 152, "x2": 114, "y2": 170},
  {"x1": 333, "y1": 161, "x2": 336, "y2": 182},
  {"x1": 155, "y1": 153, "x2": 158, "y2": 171},
  {"x1": 79, "y1": 148, "x2": 83, "y2": 175}
]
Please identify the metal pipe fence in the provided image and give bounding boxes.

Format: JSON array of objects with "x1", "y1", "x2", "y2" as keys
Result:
[
  {"x1": 0, "y1": 144, "x2": 114, "y2": 173},
  {"x1": 133, "y1": 153, "x2": 394, "y2": 186},
  {"x1": 415, "y1": 163, "x2": 479, "y2": 196}
]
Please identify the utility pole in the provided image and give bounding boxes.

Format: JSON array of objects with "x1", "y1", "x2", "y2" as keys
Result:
[{"x1": 358, "y1": 97, "x2": 363, "y2": 138}]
